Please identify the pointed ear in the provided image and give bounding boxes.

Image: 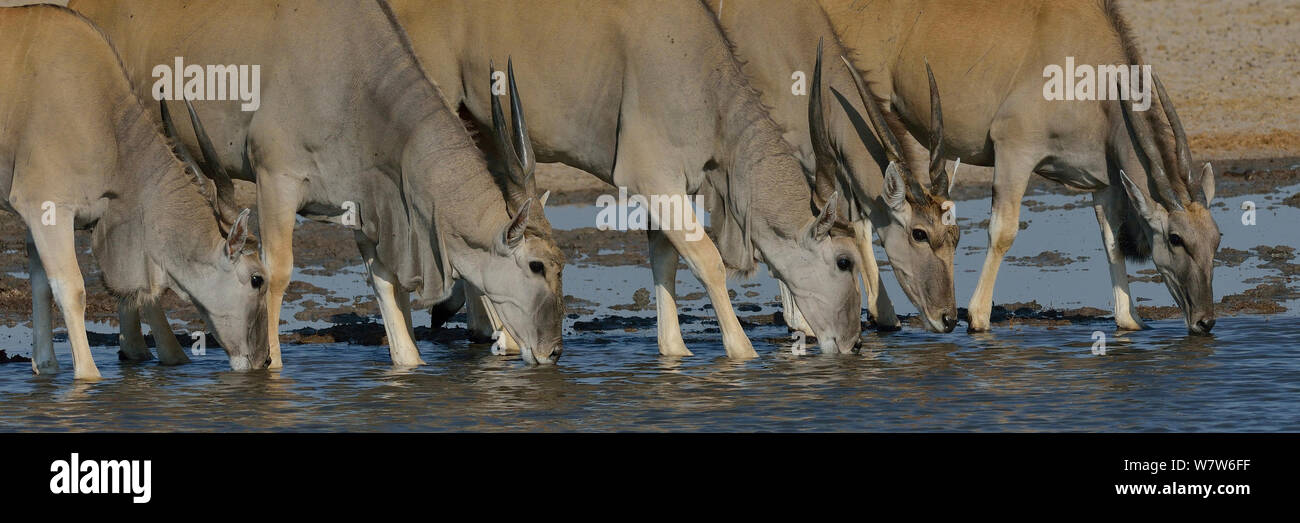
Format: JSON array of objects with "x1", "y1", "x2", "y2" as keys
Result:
[
  {"x1": 883, "y1": 162, "x2": 908, "y2": 212},
  {"x1": 1199, "y1": 162, "x2": 1216, "y2": 205},
  {"x1": 224, "y1": 208, "x2": 252, "y2": 262},
  {"x1": 502, "y1": 198, "x2": 533, "y2": 249},
  {"x1": 811, "y1": 191, "x2": 839, "y2": 242},
  {"x1": 1118, "y1": 170, "x2": 1156, "y2": 220},
  {"x1": 539, "y1": 190, "x2": 551, "y2": 208}
]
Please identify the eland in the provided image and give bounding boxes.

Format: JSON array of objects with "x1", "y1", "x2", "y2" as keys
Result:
[
  {"x1": 820, "y1": 0, "x2": 1221, "y2": 334},
  {"x1": 72, "y1": 0, "x2": 568, "y2": 366},
  {"x1": 0, "y1": 5, "x2": 269, "y2": 378},
  {"x1": 392, "y1": 0, "x2": 866, "y2": 356},
  {"x1": 709, "y1": 0, "x2": 961, "y2": 333}
]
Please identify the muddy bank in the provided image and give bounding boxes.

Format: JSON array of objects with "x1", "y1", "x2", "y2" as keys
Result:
[
  {"x1": 555, "y1": 226, "x2": 648, "y2": 267},
  {"x1": 34, "y1": 315, "x2": 480, "y2": 349},
  {"x1": 885, "y1": 281, "x2": 1296, "y2": 330},
  {"x1": 1006, "y1": 251, "x2": 1089, "y2": 268},
  {"x1": 0, "y1": 349, "x2": 29, "y2": 363},
  {"x1": 277, "y1": 322, "x2": 475, "y2": 347}
]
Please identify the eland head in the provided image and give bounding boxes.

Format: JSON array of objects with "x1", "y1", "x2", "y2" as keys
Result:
[
  {"x1": 1118, "y1": 73, "x2": 1220, "y2": 335},
  {"x1": 773, "y1": 41, "x2": 865, "y2": 354},
  {"x1": 841, "y1": 57, "x2": 960, "y2": 333},
  {"x1": 477, "y1": 59, "x2": 567, "y2": 363},
  {"x1": 159, "y1": 98, "x2": 270, "y2": 370}
]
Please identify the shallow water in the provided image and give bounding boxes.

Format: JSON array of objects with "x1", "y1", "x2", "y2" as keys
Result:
[
  {"x1": 1, "y1": 186, "x2": 1297, "y2": 432},
  {"x1": 0, "y1": 316, "x2": 1297, "y2": 431}
]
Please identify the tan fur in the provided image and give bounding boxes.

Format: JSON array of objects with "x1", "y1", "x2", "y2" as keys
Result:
[
  {"x1": 72, "y1": 0, "x2": 568, "y2": 365},
  {"x1": 1, "y1": 5, "x2": 270, "y2": 376},
  {"x1": 707, "y1": 0, "x2": 959, "y2": 332},
  {"x1": 391, "y1": 0, "x2": 866, "y2": 355},
  {"x1": 819, "y1": 0, "x2": 1220, "y2": 333}
]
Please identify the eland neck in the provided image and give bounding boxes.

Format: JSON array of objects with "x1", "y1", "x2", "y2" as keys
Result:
[
  {"x1": 109, "y1": 94, "x2": 227, "y2": 295},
  {"x1": 707, "y1": 49, "x2": 820, "y2": 267},
  {"x1": 358, "y1": 15, "x2": 514, "y2": 293}
]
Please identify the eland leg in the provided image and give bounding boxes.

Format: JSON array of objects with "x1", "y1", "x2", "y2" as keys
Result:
[
  {"x1": 396, "y1": 280, "x2": 416, "y2": 345},
  {"x1": 357, "y1": 240, "x2": 424, "y2": 367},
  {"x1": 429, "y1": 280, "x2": 466, "y2": 330},
  {"x1": 966, "y1": 147, "x2": 1036, "y2": 333},
  {"x1": 26, "y1": 220, "x2": 100, "y2": 379},
  {"x1": 612, "y1": 128, "x2": 752, "y2": 358},
  {"x1": 648, "y1": 229, "x2": 691, "y2": 356},
  {"x1": 116, "y1": 299, "x2": 153, "y2": 362},
  {"x1": 852, "y1": 219, "x2": 901, "y2": 331},
  {"x1": 647, "y1": 193, "x2": 754, "y2": 359},
  {"x1": 1093, "y1": 189, "x2": 1150, "y2": 331},
  {"x1": 255, "y1": 170, "x2": 305, "y2": 370},
  {"x1": 143, "y1": 303, "x2": 189, "y2": 365},
  {"x1": 27, "y1": 234, "x2": 57, "y2": 375},
  {"x1": 464, "y1": 285, "x2": 493, "y2": 342}
]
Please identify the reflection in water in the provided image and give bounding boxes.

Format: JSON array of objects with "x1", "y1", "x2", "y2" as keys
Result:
[{"x1": 0, "y1": 316, "x2": 1296, "y2": 431}]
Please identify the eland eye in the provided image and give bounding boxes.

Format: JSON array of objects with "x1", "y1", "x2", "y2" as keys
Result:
[
  {"x1": 1169, "y1": 234, "x2": 1185, "y2": 248},
  {"x1": 912, "y1": 229, "x2": 929, "y2": 243},
  {"x1": 836, "y1": 256, "x2": 853, "y2": 272},
  {"x1": 251, "y1": 274, "x2": 265, "y2": 289},
  {"x1": 529, "y1": 261, "x2": 545, "y2": 275}
]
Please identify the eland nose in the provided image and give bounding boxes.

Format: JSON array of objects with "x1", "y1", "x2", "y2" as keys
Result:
[
  {"x1": 942, "y1": 314, "x2": 958, "y2": 333},
  {"x1": 534, "y1": 343, "x2": 563, "y2": 364},
  {"x1": 264, "y1": 357, "x2": 273, "y2": 368}
]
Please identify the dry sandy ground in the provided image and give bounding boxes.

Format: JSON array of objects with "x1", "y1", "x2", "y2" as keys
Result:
[{"x1": 1123, "y1": 0, "x2": 1300, "y2": 159}]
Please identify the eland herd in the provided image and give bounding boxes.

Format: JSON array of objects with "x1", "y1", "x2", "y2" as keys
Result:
[{"x1": 1, "y1": 0, "x2": 1219, "y2": 380}]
